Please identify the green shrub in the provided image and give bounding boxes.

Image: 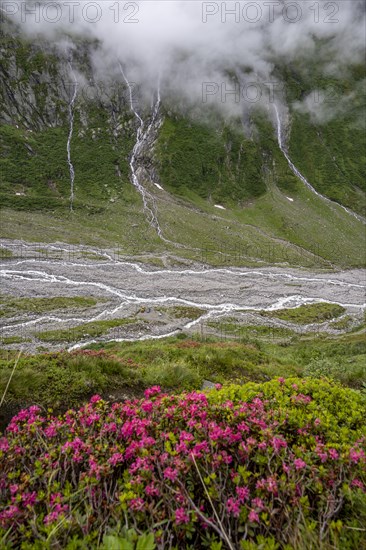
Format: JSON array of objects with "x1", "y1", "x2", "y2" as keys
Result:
[{"x1": 0, "y1": 379, "x2": 365, "y2": 548}]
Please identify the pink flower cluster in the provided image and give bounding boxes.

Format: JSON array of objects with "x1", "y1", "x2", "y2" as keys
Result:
[{"x1": 0, "y1": 380, "x2": 365, "y2": 548}]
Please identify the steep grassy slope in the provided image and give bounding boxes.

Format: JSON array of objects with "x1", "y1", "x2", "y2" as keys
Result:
[
  {"x1": 0, "y1": 39, "x2": 135, "y2": 214},
  {"x1": 156, "y1": 115, "x2": 265, "y2": 203},
  {"x1": 281, "y1": 63, "x2": 366, "y2": 215}
]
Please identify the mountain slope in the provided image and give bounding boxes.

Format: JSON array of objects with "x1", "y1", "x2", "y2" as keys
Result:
[{"x1": 0, "y1": 20, "x2": 365, "y2": 268}]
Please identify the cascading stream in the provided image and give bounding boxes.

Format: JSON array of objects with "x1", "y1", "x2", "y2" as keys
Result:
[
  {"x1": 118, "y1": 63, "x2": 162, "y2": 234},
  {"x1": 273, "y1": 104, "x2": 365, "y2": 224},
  {"x1": 67, "y1": 62, "x2": 78, "y2": 212},
  {"x1": 118, "y1": 64, "x2": 199, "y2": 250}
]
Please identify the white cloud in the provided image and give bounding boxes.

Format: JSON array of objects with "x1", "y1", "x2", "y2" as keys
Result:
[{"x1": 3, "y1": 0, "x2": 365, "y2": 120}]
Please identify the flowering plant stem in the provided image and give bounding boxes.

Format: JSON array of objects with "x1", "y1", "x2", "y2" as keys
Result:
[
  {"x1": 191, "y1": 452, "x2": 235, "y2": 550},
  {"x1": 0, "y1": 350, "x2": 22, "y2": 408}
]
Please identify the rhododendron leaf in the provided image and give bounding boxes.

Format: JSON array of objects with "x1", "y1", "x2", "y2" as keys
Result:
[
  {"x1": 135, "y1": 533, "x2": 156, "y2": 550},
  {"x1": 101, "y1": 535, "x2": 133, "y2": 550}
]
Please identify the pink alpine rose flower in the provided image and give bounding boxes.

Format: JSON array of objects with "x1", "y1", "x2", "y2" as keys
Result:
[
  {"x1": 226, "y1": 497, "x2": 240, "y2": 517},
  {"x1": 248, "y1": 509, "x2": 259, "y2": 523},
  {"x1": 144, "y1": 386, "x2": 161, "y2": 398},
  {"x1": 175, "y1": 507, "x2": 190, "y2": 525},
  {"x1": 164, "y1": 467, "x2": 178, "y2": 482},
  {"x1": 294, "y1": 458, "x2": 307, "y2": 470}
]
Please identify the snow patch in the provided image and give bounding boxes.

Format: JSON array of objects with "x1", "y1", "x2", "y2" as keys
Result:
[
  {"x1": 286, "y1": 197, "x2": 294, "y2": 202},
  {"x1": 214, "y1": 204, "x2": 226, "y2": 210},
  {"x1": 154, "y1": 183, "x2": 164, "y2": 191}
]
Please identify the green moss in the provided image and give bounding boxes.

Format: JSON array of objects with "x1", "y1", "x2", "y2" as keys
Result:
[
  {"x1": 156, "y1": 306, "x2": 205, "y2": 319},
  {"x1": 260, "y1": 303, "x2": 346, "y2": 324},
  {"x1": 0, "y1": 336, "x2": 30, "y2": 345},
  {"x1": 0, "y1": 296, "x2": 101, "y2": 317},
  {"x1": 0, "y1": 247, "x2": 12, "y2": 258},
  {"x1": 35, "y1": 317, "x2": 140, "y2": 342}
]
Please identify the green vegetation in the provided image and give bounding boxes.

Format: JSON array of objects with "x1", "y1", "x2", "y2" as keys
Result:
[
  {"x1": 156, "y1": 305, "x2": 205, "y2": 319},
  {"x1": 352, "y1": 313, "x2": 366, "y2": 333},
  {"x1": 0, "y1": 27, "x2": 136, "y2": 214},
  {"x1": 35, "y1": 317, "x2": 140, "y2": 343},
  {"x1": 330, "y1": 315, "x2": 353, "y2": 330},
  {"x1": 1, "y1": 378, "x2": 365, "y2": 548},
  {"x1": 0, "y1": 336, "x2": 29, "y2": 345},
  {"x1": 0, "y1": 323, "x2": 365, "y2": 547},
  {"x1": 0, "y1": 24, "x2": 365, "y2": 550},
  {"x1": 0, "y1": 247, "x2": 12, "y2": 259},
  {"x1": 0, "y1": 295, "x2": 100, "y2": 317},
  {"x1": 259, "y1": 302, "x2": 346, "y2": 324},
  {"x1": 0, "y1": 110, "x2": 134, "y2": 213},
  {"x1": 0, "y1": 350, "x2": 138, "y2": 412},
  {"x1": 80, "y1": 251, "x2": 108, "y2": 261},
  {"x1": 208, "y1": 320, "x2": 295, "y2": 339},
  {"x1": 280, "y1": 63, "x2": 366, "y2": 215},
  {"x1": 263, "y1": 332, "x2": 366, "y2": 391},
  {"x1": 157, "y1": 114, "x2": 265, "y2": 203},
  {"x1": 1, "y1": 329, "x2": 365, "y2": 426}
]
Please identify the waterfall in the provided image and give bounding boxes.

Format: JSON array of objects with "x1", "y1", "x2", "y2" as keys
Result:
[
  {"x1": 67, "y1": 62, "x2": 78, "y2": 212},
  {"x1": 117, "y1": 65, "x2": 210, "y2": 250},
  {"x1": 273, "y1": 104, "x2": 365, "y2": 224},
  {"x1": 119, "y1": 63, "x2": 163, "y2": 235}
]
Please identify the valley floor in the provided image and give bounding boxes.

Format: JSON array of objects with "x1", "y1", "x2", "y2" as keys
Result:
[{"x1": 0, "y1": 239, "x2": 365, "y2": 353}]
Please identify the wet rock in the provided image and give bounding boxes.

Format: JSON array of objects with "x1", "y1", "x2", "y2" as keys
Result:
[{"x1": 202, "y1": 380, "x2": 216, "y2": 390}]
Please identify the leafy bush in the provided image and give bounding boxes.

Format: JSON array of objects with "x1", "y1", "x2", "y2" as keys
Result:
[
  {"x1": 0, "y1": 378, "x2": 365, "y2": 549},
  {"x1": 304, "y1": 358, "x2": 346, "y2": 379},
  {"x1": 303, "y1": 357, "x2": 366, "y2": 390}
]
